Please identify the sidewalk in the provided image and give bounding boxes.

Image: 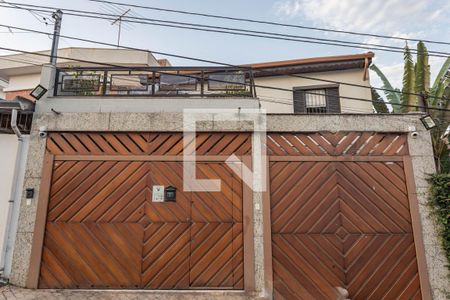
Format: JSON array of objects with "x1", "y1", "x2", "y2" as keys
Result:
[{"x1": 0, "y1": 285, "x2": 253, "y2": 300}]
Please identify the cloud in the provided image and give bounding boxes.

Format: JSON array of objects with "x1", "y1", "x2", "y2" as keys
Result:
[
  {"x1": 273, "y1": 0, "x2": 431, "y2": 34},
  {"x1": 371, "y1": 62, "x2": 404, "y2": 89},
  {"x1": 370, "y1": 56, "x2": 448, "y2": 90},
  {"x1": 429, "y1": 2, "x2": 450, "y2": 21}
]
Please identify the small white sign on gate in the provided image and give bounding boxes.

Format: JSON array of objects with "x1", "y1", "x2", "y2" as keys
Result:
[{"x1": 152, "y1": 185, "x2": 165, "y2": 202}]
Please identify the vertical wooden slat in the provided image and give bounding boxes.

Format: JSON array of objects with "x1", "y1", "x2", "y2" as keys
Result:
[{"x1": 403, "y1": 157, "x2": 432, "y2": 300}]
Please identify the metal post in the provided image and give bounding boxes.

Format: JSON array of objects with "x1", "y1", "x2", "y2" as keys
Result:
[
  {"x1": 50, "y1": 10, "x2": 63, "y2": 66},
  {"x1": 117, "y1": 17, "x2": 122, "y2": 48}
]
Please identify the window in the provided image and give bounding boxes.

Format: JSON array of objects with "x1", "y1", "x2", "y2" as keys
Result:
[
  {"x1": 293, "y1": 86, "x2": 340, "y2": 113},
  {"x1": 159, "y1": 73, "x2": 197, "y2": 91},
  {"x1": 208, "y1": 72, "x2": 246, "y2": 91},
  {"x1": 61, "y1": 74, "x2": 101, "y2": 92},
  {"x1": 305, "y1": 89, "x2": 327, "y2": 113},
  {"x1": 110, "y1": 74, "x2": 148, "y2": 91}
]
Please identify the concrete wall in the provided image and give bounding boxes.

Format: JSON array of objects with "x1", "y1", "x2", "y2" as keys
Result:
[
  {"x1": 36, "y1": 97, "x2": 260, "y2": 113},
  {"x1": 9, "y1": 112, "x2": 448, "y2": 299},
  {"x1": 255, "y1": 69, "x2": 373, "y2": 113},
  {"x1": 0, "y1": 135, "x2": 19, "y2": 269}
]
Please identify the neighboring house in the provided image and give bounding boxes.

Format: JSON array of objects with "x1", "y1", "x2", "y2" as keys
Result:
[
  {"x1": 0, "y1": 80, "x2": 5, "y2": 98},
  {"x1": 0, "y1": 47, "x2": 160, "y2": 279},
  {"x1": 1, "y1": 48, "x2": 448, "y2": 299},
  {"x1": 0, "y1": 47, "x2": 161, "y2": 101},
  {"x1": 251, "y1": 53, "x2": 373, "y2": 113}
]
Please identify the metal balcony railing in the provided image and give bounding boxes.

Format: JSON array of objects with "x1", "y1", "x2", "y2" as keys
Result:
[{"x1": 54, "y1": 67, "x2": 256, "y2": 98}]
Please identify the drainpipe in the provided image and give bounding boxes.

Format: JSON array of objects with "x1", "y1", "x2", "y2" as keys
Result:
[
  {"x1": 11, "y1": 109, "x2": 22, "y2": 141},
  {"x1": 0, "y1": 109, "x2": 24, "y2": 278}
]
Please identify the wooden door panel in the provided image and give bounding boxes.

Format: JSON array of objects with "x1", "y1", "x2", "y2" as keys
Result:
[
  {"x1": 189, "y1": 163, "x2": 244, "y2": 289},
  {"x1": 189, "y1": 223, "x2": 244, "y2": 288},
  {"x1": 39, "y1": 223, "x2": 143, "y2": 289},
  {"x1": 141, "y1": 223, "x2": 190, "y2": 289},
  {"x1": 146, "y1": 162, "x2": 191, "y2": 223},
  {"x1": 270, "y1": 161, "x2": 422, "y2": 300},
  {"x1": 191, "y1": 163, "x2": 242, "y2": 223},
  {"x1": 40, "y1": 157, "x2": 244, "y2": 290}
]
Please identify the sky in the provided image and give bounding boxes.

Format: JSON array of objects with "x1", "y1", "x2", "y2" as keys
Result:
[{"x1": 0, "y1": 0, "x2": 449, "y2": 90}]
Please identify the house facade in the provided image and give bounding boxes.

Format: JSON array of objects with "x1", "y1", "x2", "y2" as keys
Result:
[{"x1": 1, "y1": 48, "x2": 448, "y2": 299}]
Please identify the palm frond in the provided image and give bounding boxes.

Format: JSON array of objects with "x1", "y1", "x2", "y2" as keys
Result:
[
  {"x1": 429, "y1": 57, "x2": 450, "y2": 107},
  {"x1": 401, "y1": 44, "x2": 416, "y2": 112},
  {"x1": 371, "y1": 88, "x2": 390, "y2": 113},
  {"x1": 431, "y1": 57, "x2": 450, "y2": 92},
  {"x1": 369, "y1": 64, "x2": 402, "y2": 112},
  {"x1": 415, "y1": 41, "x2": 430, "y2": 95}
]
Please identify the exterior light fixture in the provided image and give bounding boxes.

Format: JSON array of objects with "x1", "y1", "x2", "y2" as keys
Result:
[
  {"x1": 420, "y1": 115, "x2": 437, "y2": 130},
  {"x1": 30, "y1": 84, "x2": 48, "y2": 100}
]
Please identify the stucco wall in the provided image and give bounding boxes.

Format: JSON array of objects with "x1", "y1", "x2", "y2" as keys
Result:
[
  {"x1": 2, "y1": 74, "x2": 40, "y2": 93},
  {"x1": 9, "y1": 113, "x2": 448, "y2": 299},
  {"x1": 0, "y1": 135, "x2": 18, "y2": 269},
  {"x1": 255, "y1": 69, "x2": 373, "y2": 113}
]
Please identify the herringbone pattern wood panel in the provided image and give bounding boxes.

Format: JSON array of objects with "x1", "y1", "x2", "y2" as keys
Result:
[
  {"x1": 267, "y1": 132, "x2": 408, "y2": 156},
  {"x1": 46, "y1": 132, "x2": 252, "y2": 156},
  {"x1": 270, "y1": 161, "x2": 422, "y2": 300}
]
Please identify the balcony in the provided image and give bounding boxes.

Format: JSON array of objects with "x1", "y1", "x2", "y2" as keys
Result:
[{"x1": 54, "y1": 67, "x2": 256, "y2": 98}]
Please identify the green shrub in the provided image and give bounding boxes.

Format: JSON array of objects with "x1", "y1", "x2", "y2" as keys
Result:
[{"x1": 428, "y1": 173, "x2": 450, "y2": 272}]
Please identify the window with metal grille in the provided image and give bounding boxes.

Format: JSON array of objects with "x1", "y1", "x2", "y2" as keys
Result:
[
  {"x1": 293, "y1": 85, "x2": 340, "y2": 114},
  {"x1": 0, "y1": 111, "x2": 33, "y2": 134}
]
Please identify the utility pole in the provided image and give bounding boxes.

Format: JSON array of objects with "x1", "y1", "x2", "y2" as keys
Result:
[
  {"x1": 50, "y1": 9, "x2": 63, "y2": 66},
  {"x1": 111, "y1": 9, "x2": 130, "y2": 48}
]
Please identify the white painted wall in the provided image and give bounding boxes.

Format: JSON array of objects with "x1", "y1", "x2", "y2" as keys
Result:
[
  {"x1": 0, "y1": 135, "x2": 19, "y2": 269},
  {"x1": 2, "y1": 73, "x2": 40, "y2": 92},
  {"x1": 36, "y1": 97, "x2": 260, "y2": 113},
  {"x1": 0, "y1": 134, "x2": 29, "y2": 277},
  {"x1": 254, "y1": 69, "x2": 373, "y2": 113}
]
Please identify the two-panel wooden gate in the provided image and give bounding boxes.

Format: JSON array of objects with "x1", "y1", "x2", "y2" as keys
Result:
[
  {"x1": 266, "y1": 132, "x2": 430, "y2": 300},
  {"x1": 30, "y1": 131, "x2": 430, "y2": 298},
  {"x1": 34, "y1": 132, "x2": 250, "y2": 289}
]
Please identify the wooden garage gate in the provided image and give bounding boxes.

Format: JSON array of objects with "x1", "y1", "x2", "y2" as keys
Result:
[
  {"x1": 28, "y1": 132, "x2": 254, "y2": 290},
  {"x1": 266, "y1": 132, "x2": 431, "y2": 300}
]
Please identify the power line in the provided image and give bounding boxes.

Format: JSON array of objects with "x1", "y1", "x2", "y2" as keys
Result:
[
  {"x1": 3, "y1": 2, "x2": 450, "y2": 57},
  {"x1": 0, "y1": 45, "x2": 448, "y2": 113},
  {"x1": 0, "y1": 24, "x2": 255, "y2": 68},
  {"x1": 86, "y1": 0, "x2": 450, "y2": 46},
  {"x1": 1, "y1": 3, "x2": 449, "y2": 58},
  {"x1": 287, "y1": 73, "x2": 445, "y2": 100},
  {"x1": 0, "y1": 0, "x2": 52, "y2": 25},
  {"x1": 1, "y1": 23, "x2": 448, "y2": 103}
]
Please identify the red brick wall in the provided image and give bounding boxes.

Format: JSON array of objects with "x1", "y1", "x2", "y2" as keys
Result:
[{"x1": 5, "y1": 89, "x2": 34, "y2": 102}]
